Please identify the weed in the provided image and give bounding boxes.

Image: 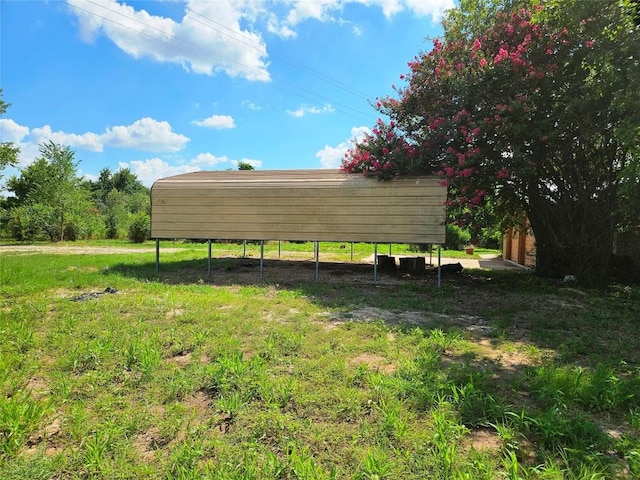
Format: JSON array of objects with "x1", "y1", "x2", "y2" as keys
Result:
[
  {"x1": 0, "y1": 391, "x2": 47, "y2": 457},
  {"x1": 82, "y1": 430, "x2": 112, "y2": 476},
  {"x1": 123, "y1": 336, "x2": 162, "y2": 380},
  {"x1": 259, "y1": 378, "x2": 296, "y2": 410},
  {"x1": 358, "y1": 448, "x2": 393, "y2": 479},
  {"x1": 164, "y1": 439, "x2": 205, "y2": 480},
  {"x1": 286, "y1": 443, "x2": 338, "y2": 479},
  {"x1": 1, "y1": 246, "x2": 639, "y2": 478},
  {"x1": 375, "y1": 398, "x2": 408, "y2": 443}
]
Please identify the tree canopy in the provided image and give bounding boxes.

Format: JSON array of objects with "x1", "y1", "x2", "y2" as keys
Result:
[
  {"x1": 6, "y1": 142, "x2": 93, "y2": 241},
  {"x1": 0, "y1": 89, "x2": 20, "y2": 178},
  {"x1": 342, "y1": 0, "x2": 640, "y2": 285}
]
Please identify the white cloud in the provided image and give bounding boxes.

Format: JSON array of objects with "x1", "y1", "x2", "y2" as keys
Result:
[
  {"x1": 102, "y1": 118, "x2": 189, "y2": 152},
  {"x1": 287, "y1": 104, "x2": 335, "y2": 118},
  {"x1": 242, "y1": 100, "x2": 262, "y2": 111},
  {"x1": 285, "y1": 0, "x2": 341, "y2": 26},
  {"x1": 5, "y1": 116, "x2": 189, "y2": 169},
  {"x1": 120, "y1": 153, "x2": 263, "y2": 186},
  {"x1": 0, "y1": 118, "x2": 30, "y2": 143},
  {"x1": 30, "y1": 125, "x2": 104, "y2": 152},
  {"x1": 66, "y1": 0, "x2": 270, "y2": 81},
  {"x1": 66, "y1": 0, "x2": 452, "y2": 75},
  {"x1": 192, "y1": 114, "x2": 236, "y2": 129},
  {"x1": 316, "y1": 125, "x2": 370, "y2": 169},
  {"x1": 118, "y1": 158, "x2": 199, "y2": 186},
  {"x1": 405, "y1": 0, "x2": 455, "y2": 21},
  {"x1": 265, "y1": 0, "x2": 452, "y2": 37},
  {"x1": 191, "y1": 152, "x2": 231, "y2": 167}
]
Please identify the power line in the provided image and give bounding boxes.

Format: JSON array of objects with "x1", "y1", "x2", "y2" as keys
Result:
[
  {"x1": 69, "y1": 0, "x2": 374, "y2": 122},
  {"x1": 164, "y1": 2, "x2": 373, "y2": 101}
]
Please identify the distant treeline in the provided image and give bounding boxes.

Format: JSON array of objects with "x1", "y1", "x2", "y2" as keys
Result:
[{"x1": 1, "y1": 141, "x2": 151, "y2": 243}]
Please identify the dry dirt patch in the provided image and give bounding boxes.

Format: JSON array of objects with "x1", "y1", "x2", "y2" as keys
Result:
[
  {"x1": 0, "y1": 245, "x2": 183, "y2": 255},
  {"x1": 350, "y1": 353, "x2": 397, "y2": 374}
]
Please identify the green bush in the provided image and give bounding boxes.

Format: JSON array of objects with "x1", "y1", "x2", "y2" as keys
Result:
[
  {"x1": 8, "y1": 204, "x2": 56, "y2": 241},
  {"x1": 128, "y1": 212, "x2": 150, "y2": 243},
  {"x1": 445, "y1": 223, "x2": 471, "y2": 250}
]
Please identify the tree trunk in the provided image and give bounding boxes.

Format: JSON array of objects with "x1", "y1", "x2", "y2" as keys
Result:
[{"x1": 527, "y1": 195, "x2": 615, "y2": 286}]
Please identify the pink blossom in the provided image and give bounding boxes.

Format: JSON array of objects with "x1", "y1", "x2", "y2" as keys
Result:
[
  {"x1": 429, "y1": 117, "x2": 445, "y2": 130},
  {"x1": 494, "y1": 47, "x2": 509, "y2": 64},
  {"x1": 584, "y1": 40, "x2": 595, "y2": 48},
  {"x1": 479, "y1": 58, "x2": 488, "y2": 68},
  {"x1": 382, "y1": 147, "x2": 389, "y2": 155},
  {"x1": 472, "y1": 38, "x2": 482, "y2": 51},
  {"x1": 497, "y1": 167, "x2": 510, "y2": 179}
]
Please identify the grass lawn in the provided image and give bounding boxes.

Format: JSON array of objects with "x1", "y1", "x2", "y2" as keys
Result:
[{"x1": 1, "y1": 241, "x2": 639, "y2": 479}]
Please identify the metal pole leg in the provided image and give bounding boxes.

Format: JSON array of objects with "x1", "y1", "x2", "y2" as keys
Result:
[
  {"x1": 155, "y1": 239, "x2": 160, "y2": 274},
  {"x1": 373, "y1": 243, "x2": 378, "y2": 282},
  {"x1": 315, "y1": 241, "x2": 319, "y2": 281},
  {"x1": 260, "y1": 241, "x2": 264, "y2": 278},
  {"x1": 207, "y1": 239, "x2": 212, "y2": 277}
]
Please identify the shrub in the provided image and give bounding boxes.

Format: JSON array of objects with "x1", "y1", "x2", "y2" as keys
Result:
[
  {"x1": 128, "y1": 212, "x2": 150, "y2": 243},
  {"x1": 445, "y1": 224, "x2": 471, "y2": 250},
  {"x1": 8, "y1": 204, "x2": 56, "y2": 241}
]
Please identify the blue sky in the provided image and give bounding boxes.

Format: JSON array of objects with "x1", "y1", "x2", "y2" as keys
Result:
[{"x1": 1, "y1": 0, "x2": 452, "y2": 186}]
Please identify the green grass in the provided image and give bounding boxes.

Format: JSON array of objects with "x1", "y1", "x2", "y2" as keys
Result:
[{"x1": 0, "y1": 241, "x2": 638, "y2": 479}]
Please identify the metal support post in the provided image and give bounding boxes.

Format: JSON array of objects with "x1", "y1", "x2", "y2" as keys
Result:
[
  {"x1": 155, "y1": 239, "x2": 159, "y2": 274},
  {"x1": 437, "y1": 245, "x2": 442, "y2": 288},
  {"x1": 260, "y1": 241, "x2": 264, "y2": 278},
  {"x1": 373, "y1": 242, "x2": 378, "y2": 282},
  {"x1": 315, "y1": 241, "x2": 320, "y2": 281},
  {"x1": 207, "y1": 239, "x2": 212, "y2": 277}
]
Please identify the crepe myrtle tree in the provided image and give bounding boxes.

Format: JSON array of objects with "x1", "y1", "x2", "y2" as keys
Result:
[{"x1": 343, "y1": 0, "x2": 640, "y2": 285}]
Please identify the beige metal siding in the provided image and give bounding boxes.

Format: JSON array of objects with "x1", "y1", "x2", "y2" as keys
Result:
[{"x1": 151, "y1": 170, "x2": 446, "y2": 244}]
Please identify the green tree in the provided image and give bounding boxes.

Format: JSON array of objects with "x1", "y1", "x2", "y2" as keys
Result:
[
  {"x1": 237, "y1": 161, "x2": 255, "y2": 170},
  {"x1": 6, "y1": 142, "x2": 91, "y2": 241},
  {"x1": 88, "y1": 167, "x2": 149, "y2": 239},
  {"x1": 0, "y1": 89, "x2": 20, "y2": 179},
  {"x1": 343, "y1": 0, "x2": 640, "y2": 285}
]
